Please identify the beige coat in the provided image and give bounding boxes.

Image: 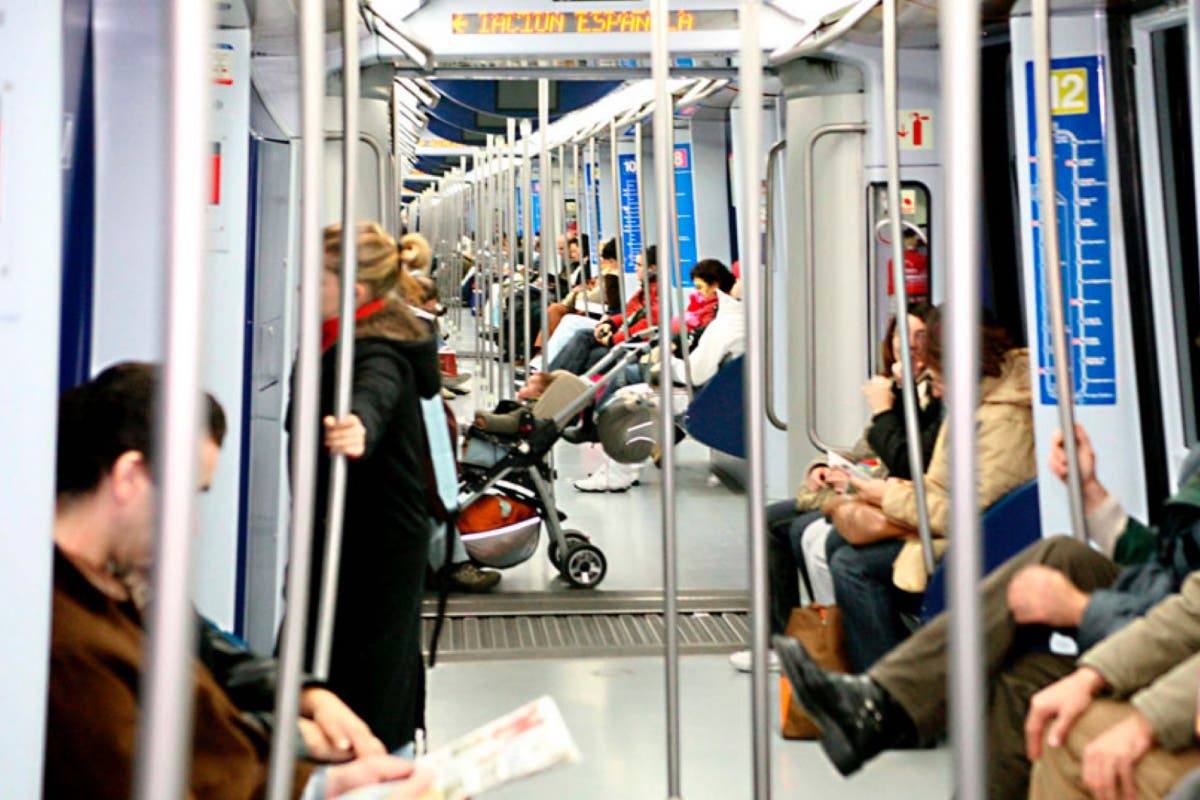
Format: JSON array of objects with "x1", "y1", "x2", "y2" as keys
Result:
[
  {"x1": 885, "y1": 348, "x2": 1036, "y2": 592},
  {"x1": 1080, "y1": 571, "x2": 1200, "y2": 751}
]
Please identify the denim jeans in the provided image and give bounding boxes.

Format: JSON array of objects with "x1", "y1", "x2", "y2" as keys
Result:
[
  {"x1": 828, "y1": 533, "x2": 922, "y2": 672},
  {"x1": 548, "y1": 328, "x2": 609, "y2": 374}
]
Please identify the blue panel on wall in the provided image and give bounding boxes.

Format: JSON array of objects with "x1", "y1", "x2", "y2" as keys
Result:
[
  {"x1": 1024, "y1": 55, "x2": 1117, "y2": 406},
  {"x1": 617, "y1": 153, "x2": 641, "y2": 274},
  {"x1": 673, "y1": 143, "x2": 697, "y2": 286}
]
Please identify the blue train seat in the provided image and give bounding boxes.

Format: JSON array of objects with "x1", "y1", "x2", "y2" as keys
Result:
[
  {"x1": 683, "y1": 355, "x2": 745, "y2": 458},
  {"x1": 919, "y1": 480, "x2": 1042, "y2": 622}
]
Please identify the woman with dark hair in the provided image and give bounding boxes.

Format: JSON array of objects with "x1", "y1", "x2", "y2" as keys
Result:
[{"x1": 824, "y1": 305, "x2": 1036, "y2": 672}]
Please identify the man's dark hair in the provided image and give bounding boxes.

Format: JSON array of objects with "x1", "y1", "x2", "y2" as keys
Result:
[
  {"x1": 690, "y1": 259, "x2": 737, "y2": 294},
  {"x1": 645, "y1": 245, "x2": 658, "y2": 270},
  {"x1": 56, "y1": 362, "x2": 226, "y2": 499},
  {"x1": 600, "y1": 238, "x2": 618, "y2": 262}
]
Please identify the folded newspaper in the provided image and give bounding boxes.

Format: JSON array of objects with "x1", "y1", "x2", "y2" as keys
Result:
[
  {"x1": 342, "y1": 696, "x2": 581, "y2": 800},
  {"x1": 825, "y1": 449, "x2": 875, "y2": 481}
]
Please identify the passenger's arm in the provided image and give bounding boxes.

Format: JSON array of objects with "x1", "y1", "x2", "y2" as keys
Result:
[
  {"x1": 347, "y1": 347, "x2": 409, "y2": 459},
  {"x1": 865, "y1": 408, "x2": 914, "y2": 480},
  {"x1": 1079, "y1": 573, "x2": 1200, "y2": 744}
]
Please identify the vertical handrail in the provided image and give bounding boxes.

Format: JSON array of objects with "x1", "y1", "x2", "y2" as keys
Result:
[
  {"x1": 942, "y1": 1, "x2": 987, "y2": 798},
  {"x1": 507, "y1": 118, "x2": 519, "y2": 397},
  {"x1": 132, "y1": 0, "x2": 212, "y2": 796},
  {"x1": 884, "y1": 0, "x2": 935, "y2": 576},
  {"x1": 635, "y1": 120, "x2": 649, "y2": 307},
  {"x1": 521, "y1": 120, "x2": 534, "y2": 369},
  {"x1": 586, "y1": 137, "x2": 600, "y2": 280},
  {"x1": 650, "y1": 4, "x2": 682, "y2": 798},
  {"x1": 312, "y1": 0, "x2": 359, "y2": 678},
  {"x1": 805, "y1": 123, "x2": 866, "y2": 453},
  {"x1": 764, "y1": 138, "x2": 788, "y2": 432},
  {"x1": 539, "y1": 81, "x2": 552, "y2": 352},
  {"x1": 1190, "y1": 1, "x2": 1200, "y2": 299},
  {"x1": 737, "y1": 4, "x2": 771, "y2": 799},
  {"x1": 573, "y1": 142, "x2": 588, "y2": 284},
  {"x1": 1032, "y1": 0, "x2": 1087, "y2": 541},
  {"x1": 611, "y1": 120, "x2": 632, "y2": 339},
  {"x1": 266, "y1": 0, "x2": 324, "y2": 794},
  {"x1": 668, "y1": 117, "x2": 696, "y2": 401}
]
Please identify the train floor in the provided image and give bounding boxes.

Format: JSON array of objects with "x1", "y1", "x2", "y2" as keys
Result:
[{"x1": 425, "y1": 312, "x2": 952, "y2": 798}]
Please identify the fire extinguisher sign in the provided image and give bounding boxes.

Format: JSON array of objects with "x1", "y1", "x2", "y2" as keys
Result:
[{"x1": 897, "y1": 109, "x2": 934, "y2": 151}]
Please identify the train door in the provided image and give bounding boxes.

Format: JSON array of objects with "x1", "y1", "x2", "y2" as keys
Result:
[{"x1": 1131, "y1": 6, "x2": 1200, "y2": 492}]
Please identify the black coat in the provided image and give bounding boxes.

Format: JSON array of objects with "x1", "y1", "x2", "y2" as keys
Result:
[
  {"x1": 865, "y1": 382, "x2": 944, "y2": 481},
  {"x1": 300, "y1": 313, "x2": 441, "y2": 751}
]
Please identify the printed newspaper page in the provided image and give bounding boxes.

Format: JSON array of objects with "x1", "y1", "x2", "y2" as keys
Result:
[{"x1": 342, "y1": 696, "x2": 580, "y2": 800}]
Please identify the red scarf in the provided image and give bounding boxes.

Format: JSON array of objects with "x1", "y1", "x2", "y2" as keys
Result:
[{"x1": 321, "y1": 298, "x2": 386, "y2": 352}]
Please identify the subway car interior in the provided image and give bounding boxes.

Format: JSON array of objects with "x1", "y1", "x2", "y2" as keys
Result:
[{"x1": 5, "y1": 0, "x2": 1200, "y2": 797}]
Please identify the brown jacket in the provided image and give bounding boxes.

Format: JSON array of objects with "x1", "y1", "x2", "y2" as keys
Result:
[
  {"x1": 43, "y1": 549, "x2": 315, "y2": 799},
  {"x1": 1080, "y1": 570, "x2": 1200, "y2": 751},
  {"x1": 882, "y1": 348, "x2": 1036, "y2": 591}
]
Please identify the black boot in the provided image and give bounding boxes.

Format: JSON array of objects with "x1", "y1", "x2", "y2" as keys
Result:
[
  {"x1": 773, "y1": 635, "x2": 917, "y2": 776},
  {"x1": 562, "y1": 408, "x2": 599, "y2": 444}
]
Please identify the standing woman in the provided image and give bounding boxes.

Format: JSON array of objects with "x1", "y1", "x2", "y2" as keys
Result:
[{"x1": 302, "y1": 221, "x2": 441, "y2": 751}]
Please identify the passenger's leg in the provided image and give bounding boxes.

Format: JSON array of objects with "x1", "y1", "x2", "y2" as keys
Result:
[
  {"x1": 766, "y1": 503, "x2": 814, "y2": 635},
  {"x1": 829, "y1": 538, "x2": 911, "y2": 672},
  {"x1": 798, "y1": 518, "x2": 836, "y2": 605},
  {"x1": 545, "y1": 303, "x2": 570, "y2": 342},
  {"x1": 870, "y1": 536, "x2": 1120, "y2": 742},
  {"x1": 544, "y1": 312, "x2": 596, "y2": 365},
  {"x1": 547, "y1": 329, "x2": 596, "y2": 374},
  {"x1": 987, "y1": 651, "x2": 1076, "y2": 800},
  {"x1": 1029, "y1": 699, "x2": 1200, "y2": 800}
]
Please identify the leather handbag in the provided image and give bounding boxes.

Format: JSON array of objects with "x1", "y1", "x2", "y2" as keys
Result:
[
  {"x1": 823, "y1": 496, "x2": 916, "y2": 546},
  {"x1": 780, "y1": 604, "x2": 849, "y2": 739}
]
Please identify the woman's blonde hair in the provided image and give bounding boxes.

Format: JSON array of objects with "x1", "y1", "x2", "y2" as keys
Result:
[
  {"x1": 399, "y1": 233, "x2": 432, "y2": 273},
  {"x1": 324, "y1": 221, "x2": 421, "y2": 303}
]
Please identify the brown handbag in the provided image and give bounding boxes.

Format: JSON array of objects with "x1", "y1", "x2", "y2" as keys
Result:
[
  {"x1": 779, "y1": 604, "x2": 850, "y2": 739},
  {"x1": 823, "y1": 496, "x2": 916, "y2": 546}
]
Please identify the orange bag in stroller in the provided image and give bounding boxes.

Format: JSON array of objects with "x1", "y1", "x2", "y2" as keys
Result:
[{"x1": 457, "y1": 493, "x2": 542, "y2": 568}]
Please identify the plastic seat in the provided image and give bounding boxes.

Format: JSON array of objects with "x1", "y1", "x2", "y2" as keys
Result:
[
  {"x1": 918, "y1": 480, "x2": 1042, "y2": 622},
  {"x1": 683, "y1": 355, "x2": 745, "y2": 458}
]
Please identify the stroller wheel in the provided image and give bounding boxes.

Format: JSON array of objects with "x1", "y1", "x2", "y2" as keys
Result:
[
  {"x1": 547, "y1": 530, "x2": 589, "y2": 570},
  {"x1": 563, "y1": 543, "x2": 607, "y2": 588}
]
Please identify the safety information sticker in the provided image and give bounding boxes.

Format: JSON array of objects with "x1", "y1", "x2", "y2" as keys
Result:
[{"x1": 1025, "y1": 55, "x2": 1118, "y2": 406}]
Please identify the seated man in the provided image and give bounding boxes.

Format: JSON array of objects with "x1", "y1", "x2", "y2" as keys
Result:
[
  {"x1": 44, "y1": 363, "x2": 431, "y2": 799},
  {"x1": 776, "y1": 424, "x2": 1200, "y2": 799},
  {"x1": 1027, "y1": 573, "x2": 1200, "y2": 799}
]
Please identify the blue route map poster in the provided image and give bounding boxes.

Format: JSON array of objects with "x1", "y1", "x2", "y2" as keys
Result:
[
  {"x1": 673, "y1": 143, "x2": 697, "y2": 286},
  {"x1": 617, "y1": 152, "x2": 642, "y2": 274},
  {"x1": 1025, "y1": 55, "x2": 1118, "y2": 406}
]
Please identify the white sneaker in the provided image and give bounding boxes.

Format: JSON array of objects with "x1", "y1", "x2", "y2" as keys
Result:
[
  {"x1": 729, "y1": 649, "x2": 780, "y2": 673},
  {"x1": 572, "y1": 457, "x2": 641, "y2": 493}
]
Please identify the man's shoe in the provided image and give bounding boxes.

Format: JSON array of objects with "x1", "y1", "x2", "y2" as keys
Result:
[
  {"x1": 562, "y1": 423, "x2": 598, "y2": 444},
  {"x1": 728, "y1": 648, "x2": 780, "y2": 673},
  {"x1": 444, "y1": 562, "x2": 501, "y2": 593},
  {"x1": 772, "y1": 635, "x2": 916, "y2": 776}
]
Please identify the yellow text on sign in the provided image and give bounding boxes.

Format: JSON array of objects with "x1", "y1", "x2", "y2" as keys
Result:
[{"x1": 1051, "y1": 68, "x2": 1089, "y2": 115}]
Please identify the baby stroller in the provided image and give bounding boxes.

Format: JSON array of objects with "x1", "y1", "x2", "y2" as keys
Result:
[{"x1": 456, "y1": 343, "x2": 649, "y2": 588}]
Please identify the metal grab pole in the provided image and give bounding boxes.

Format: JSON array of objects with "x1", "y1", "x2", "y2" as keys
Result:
[
  {"x1": 1032, "y1": 0, "x2": 1087, "y2": 541},
  {"x1": 942, "y1": 0, "x2": 987, "y2": 797},
  {"x1": 650, "y1": 3, "x2": 681, "y2": 797},
  {"x1": 507, "y1": 118, "x2": 519, "y2": 395},
  {"x1": 586, "y1": 137, "x2": 600, "y2": 280},
  {"x1": 521, "y1": 120, "x2": 534, "y2": 369},
  {"x1": 267, "y1": 0, "x2": 324, "y2": 794},
  {"x1": 764, "y1": 139, "x2": 787, "y2": 432},
  {"x1": 312, "y1": 0, "x2": 360, "y2": 678},
  {"x1": 884, "y1": 0, "x2": 936, "y2": 577},
  {"x1": 539, "y1": 80, "x2": 552, "y2": 352},
  {"x1": 610, "y1": 120, "x2": 632, "y2": 340},
  {"x1": 804, "y1": 123, "x2": 866, "y2": 453},
  {"x1": 737, "y1": 5, "x2": 771, "y2": 798},
  {"x1": 1190, "y1": 1, "x2": 1200, "y2": 276},
  {"x1": 132, "y1": 0, "x2": 212, "y2": 797}
]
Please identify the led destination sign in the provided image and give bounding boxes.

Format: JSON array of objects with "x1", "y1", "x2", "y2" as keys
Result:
[{"x1": 450, "y1": 10, "x2": 737, "y2": 35}]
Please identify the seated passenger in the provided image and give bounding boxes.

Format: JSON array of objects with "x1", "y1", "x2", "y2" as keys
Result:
[
  {"x1": 541, "y1": 238, "x2": 624, "y2": 350},
  {"x1": 547, "y1": 246, "x2": 660, "y2": 376},
  {"x1": 776, "y1": 424, "x2": 1200, "y2": 798},
  {"x1": 730, "y1": 307, "x2": 941, "y2": 672},
  {"x1": 1027, "y1": 574, "x2": 1200, "y2": 798},
  {"x1": 822, "y1": 307, "x2": 1035, "y2": 672},
  {"x1": 44, "y1": 362, "x2": 431, "y2": 799}
]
